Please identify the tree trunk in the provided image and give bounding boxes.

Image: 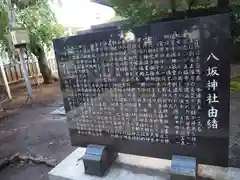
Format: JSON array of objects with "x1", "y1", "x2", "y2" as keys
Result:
[
  {"x1": 170, "y1": 0, "x2": 176, "y2": 13},
  {"x1": 32, "y1": 45, "x2": 53, "y2": 84},
  {"x1": 187, "y1": 0, "x2": 195, "y2": 11}
]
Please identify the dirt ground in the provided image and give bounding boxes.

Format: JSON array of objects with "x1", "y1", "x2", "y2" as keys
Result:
[
  {"x1": 0, "y1": 81, "x2": 240, "y2": 180},
  {"x1": 0, "y1": 82, "x2": 75, "y2": 180}
]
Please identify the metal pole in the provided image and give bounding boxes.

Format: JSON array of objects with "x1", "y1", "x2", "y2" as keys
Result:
[
  {"x1": 17, "y1": 47, "x2": 32, "y2": 98},
  {"x1": 7, "y1": 0, "x2": 32, "y2": 97}
]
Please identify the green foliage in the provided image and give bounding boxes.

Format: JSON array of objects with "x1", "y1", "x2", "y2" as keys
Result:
[
  {"x1": 0, "y1": 0, "x2": 13, "y2": 55},
  {"x1": 108, "y1": 0, "x2": 219, "y2": 25},
  {"x1": 0, "y1": 0, "x2": 64, "y2": 56},
  {"x1": 108, "y1": 0, "x2": 168, "y2": 25},
  {"x1": 108, "y1": 0, "x2": 240, "y2": 43},
  {"x1": 231, "y1": 77, "x2": 240, "y2": 94},
  {"x1": 232, "y1": 5, "x2": 240, "y2": 43},
  {"x1": 17, "y1": 0, "x2": 64, "y2": 50},
  {"x1": 0, "y1": 0, "x2": 64, "y2": 82},
  {"x1": 0, "y1": 2, "x2": 8, "y2": 43}
]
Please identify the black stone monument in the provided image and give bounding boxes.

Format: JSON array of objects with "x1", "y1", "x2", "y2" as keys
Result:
[{"x1": 53, "y1": 13, "x2": 231, "y2": 176}]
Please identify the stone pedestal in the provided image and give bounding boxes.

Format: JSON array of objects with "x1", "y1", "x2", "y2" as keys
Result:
[{"x1": 48, "y1": 148, "x2": 240, "y2": 180}]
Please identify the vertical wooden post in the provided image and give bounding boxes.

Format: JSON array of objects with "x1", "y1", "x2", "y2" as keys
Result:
[{"x1": 0, "y1": 56, "x2": 12, "y2": 100}]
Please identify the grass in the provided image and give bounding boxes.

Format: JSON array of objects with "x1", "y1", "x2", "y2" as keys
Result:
[{"x1": 231, "y1": 76, "x2": 240, "y2": 95}]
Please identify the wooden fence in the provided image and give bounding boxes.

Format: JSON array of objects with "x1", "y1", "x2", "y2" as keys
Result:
[{"x1": 3, "y1": 57, "x2": 58, "y2": 84}]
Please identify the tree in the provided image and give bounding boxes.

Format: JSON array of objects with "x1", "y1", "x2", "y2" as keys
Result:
[
  {"x1": 0, "y1": 0, "x2": 64, "y2": 83},
  {"x1": 17, "y1": 0, "x2": 64, "y2": 83},
  {"x1": 108, "y1": 0, "x2": 237, "y2": 25},
  {"x1": 109, "y1": 0, "x2": 240, "y2": 43},
  {"x1": 217, "y1": 0, "x2": 230, "y2": 7},
  {"x1": 0, "y1": 1, "x2": 14, "y2": 56}
]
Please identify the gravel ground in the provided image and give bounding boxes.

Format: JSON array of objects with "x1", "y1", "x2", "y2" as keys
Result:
[
  {"x1": 0, "y1": 82, "x2": 240, "y2": 180},
  {"x1": 0, "y1": 82, "x2": 75, "y2": 180}
]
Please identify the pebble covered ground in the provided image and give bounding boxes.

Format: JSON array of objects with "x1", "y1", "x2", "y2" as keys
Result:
[{"x1": 0, "y1": 79, "x2": 240, "y2": 179}]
